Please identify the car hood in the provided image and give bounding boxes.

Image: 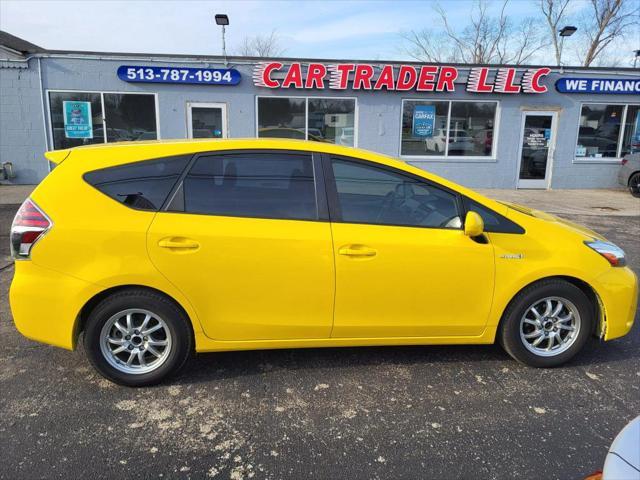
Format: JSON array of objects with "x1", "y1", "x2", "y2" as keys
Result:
[{"x1": 501, "y1": 201, "x2": 606, "y2": 241}]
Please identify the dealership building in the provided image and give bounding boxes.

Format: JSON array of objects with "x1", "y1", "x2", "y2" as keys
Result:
[{"x1": 1, "y1": 30, "x2": 638, "y2": 188}]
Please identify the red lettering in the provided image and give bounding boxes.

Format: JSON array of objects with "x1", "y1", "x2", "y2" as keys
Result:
[
  {"x1": 305, "y1": 63, "x2": 326, "y2": 89},
  {"x1": 258, "y1": 62, "x2": 281, "y2": 88},
  {"x1": 353, "y1": 64, "x2": 374, "y2": 90},
  {"x1": 331, "y1": 64, "x2": 355, "y2": 89},
  {"x1": 437, "y1": 67, "x2": 458, "y2": 92},
  {"x1": 282, "y1": 62, "x2": 303, "y2": 89},
  {"x1": 373, "y1": 65, "x2": 395, "y2": 90},
  {"x1": 496, "y1": 68, "x2": 520, "y2": 93},
  {"x1": 522, "y1": 67, "x2": 550, "y2": 93},
  {"x1": 396, "y1": 65, "x2": 418, "y2": 91},
  {"x1": 416, "y1": 66, "x2": 438, "y2": 91}
]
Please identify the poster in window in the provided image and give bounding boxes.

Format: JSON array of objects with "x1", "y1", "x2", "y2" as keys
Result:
[
  {"x1": 412, "y1": 105, "x2": 435, "y2": 137},
  {"x1": 63, "y1": 101, "x2": 93, "y2": 139}
]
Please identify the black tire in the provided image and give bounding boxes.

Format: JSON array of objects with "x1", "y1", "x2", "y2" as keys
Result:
[
  {"x1": 84, "y1": 289, "x2": 193, "y2": 387},
  {"x1": 498, "y1": 279, "x2": 593, "y2": 368},
  {"x1": 628, "y1": 172, "x2": 640, "y2": 198}
]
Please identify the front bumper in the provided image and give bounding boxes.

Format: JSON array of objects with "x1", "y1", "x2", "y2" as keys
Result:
[
  {"x1": 9, "y1": 261, "x2": 102, "y2": 350},
  {"x1": 594, "y1": 266, "x2": 638, "y2": 340}
]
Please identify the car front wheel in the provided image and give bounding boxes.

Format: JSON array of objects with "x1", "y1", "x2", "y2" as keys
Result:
[
  {"x1": 499, "y1": 279, "x2": 593, "y2": 367},
  {"x1": 84, "y1": 289, "x2": 193, "y2": 387}
]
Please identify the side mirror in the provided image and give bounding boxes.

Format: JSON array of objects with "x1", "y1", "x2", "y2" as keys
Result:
[{"x1": 464, "y1": 211, "x2": 484, "y2": 237}]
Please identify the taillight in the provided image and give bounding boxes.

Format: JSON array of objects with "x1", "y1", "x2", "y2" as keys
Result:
[
  {"x1": 621, "y1": 158, "x2": 628, "y2": 165},
  {"x1": 10, "y1": 199, "x2": 52, "y2": 259}
]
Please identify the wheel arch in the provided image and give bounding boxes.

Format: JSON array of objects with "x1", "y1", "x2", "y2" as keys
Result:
[
  {"x1": 74, "y1": 285, "x2": 196, "y2": 347},
  {"x1": 496, "y1": 275, "x2": 603, "y2": 340}
]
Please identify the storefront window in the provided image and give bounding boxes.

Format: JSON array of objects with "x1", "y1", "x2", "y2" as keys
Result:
[
  {"x1": 401, "y1": 100, "x2": 497, "y2": 158},
  {"x1": 620, "y1": 105, "x2": 640, "y2": 157},
  {"x1": 308, "y1": 98, "x2": 355, "y2": 146},
  {"x1": 575, "y1": 103, "x2": 640, "y2": 159},
  {"x1": 103, "y1": 93, "x2": 157, "y2": 142},
  {"x1": 49, "y1": 92, "x2": 104, "y2": 150},
  {"x1": 257, "y1": 97, "x2": 306, "y2": 140},
  {"x1": 257, "y1": 96, "x2": 356, "y2": 146},
  {"x1": 48, "y1": 91, "x2": 157, "y2": 150}
]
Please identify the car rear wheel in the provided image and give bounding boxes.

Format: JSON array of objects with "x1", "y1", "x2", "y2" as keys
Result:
[
  {"x1": 498, "y1": 279, "x2": 593, "y2": 367},
  {"x1": 628, "y1": 172, "x2": 640, "y2": 198},
  {"x1": 84, "y1": 289, "x2": 193, "y2": 387}
]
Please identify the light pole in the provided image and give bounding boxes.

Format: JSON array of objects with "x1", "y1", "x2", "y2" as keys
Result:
[
  {"x1": 215, "y1": 14, "x2": 229, "y2": 66},
  {"x1": 558, "y1": 25, "x2": 577, "y2": 68}
]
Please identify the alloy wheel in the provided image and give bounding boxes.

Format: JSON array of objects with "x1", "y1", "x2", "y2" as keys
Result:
[
  {"x1": 519, "y1": 297, "x2": 581, "y2": 357},
  {"x1": 99, "y1": 308, "x2": 172, "y2": 374}
]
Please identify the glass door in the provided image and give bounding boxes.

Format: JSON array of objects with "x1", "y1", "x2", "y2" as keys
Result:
[
  {"x1": 517, "y1": 112, "x2": 557, "y2": 189},
  {"x1": 187, "y1": 102, "x2": 227, "y2": 138}
]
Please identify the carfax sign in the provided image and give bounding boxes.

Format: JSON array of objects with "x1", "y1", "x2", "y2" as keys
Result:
[
  {"x1": 555, "y1": 78, "x2": 640, "y2": 94},
  {"x1": 412, "y1": 105, "x2": 435, "y2": 137},
  {"x1": 117, "y1": 65, "x2": 241, "y2": 85},
  {"x1": 63, "y1": 101, "x2": 92, "y2": 139}
]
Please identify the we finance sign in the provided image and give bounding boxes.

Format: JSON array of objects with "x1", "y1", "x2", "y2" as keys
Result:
[
  {"x1": 253, "y1": 62, "x2": 551, "y2": 94},
  {"x1": 556, "y1": 77, "x2": 640, "y2": 94}
]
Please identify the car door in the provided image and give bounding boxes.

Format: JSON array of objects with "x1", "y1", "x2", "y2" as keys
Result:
[
  {"x1": 147, "y1": 149, "x2": 334, "y2": 341},
  {"x1": 325, "y1": 155, "x2": 495, "y2": 338}
]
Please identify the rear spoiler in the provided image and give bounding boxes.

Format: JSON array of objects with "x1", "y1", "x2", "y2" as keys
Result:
[{"x1": 44, "y1": 149, "x2": 72, "y2": 165}]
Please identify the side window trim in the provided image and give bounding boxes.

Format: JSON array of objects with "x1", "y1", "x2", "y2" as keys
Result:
[
  {"x1": 164, "y1": 148, "x2": 330, "y2": 222},
  {"x1": 461, "y1": 196, "x2": 525, "y2": 234},
  {"x1": 322, "y1": 154, "x2": 463, "y2": 230}
]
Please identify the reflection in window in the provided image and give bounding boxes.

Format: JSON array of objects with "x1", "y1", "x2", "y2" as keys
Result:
[
  {"x1": 308, "y1": 98, "x2": 355, "y2": 146},
  {"x1": 620, "y1": 105, "x2": 640, "y2": 157},
  {"x1": 401, "y1": 100, "x2": 497, "y2": 158},
  {"x1": 257, "y1": 97, "x2": 357, "y2": 146},
  {"x1": 190, "y1": 107, "x2": 224, "y2": 138},
  {"x1": 49, "y1": 92, "x2": 104, "y2": 150},
  {"x1": 177, "y1": 152, "x2": 317, "y2": 220},
  {"x1": 575, "y1": 104, "x2": 624, "y2": 158},
  {"x1": 103, "y1": 93, "x2": 157, "y2": 142},
  {"x1": 48, "y1": 92, "x2": 158, "y2": 150},
  {"x1": 257, "y1": 98, "x2": 306, "y2": 140},
  {"x1": 331, "y1": 158, "x2": 460, "y2": 228}
]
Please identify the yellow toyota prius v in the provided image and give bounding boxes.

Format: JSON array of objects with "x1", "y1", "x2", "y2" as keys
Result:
[{"x1": 9, "y1": 139, "x2": 638, "y2": 386}]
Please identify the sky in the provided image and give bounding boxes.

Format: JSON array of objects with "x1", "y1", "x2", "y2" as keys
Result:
[{"x1": 0, "y1": 0, "x2": 634, "y2": 65}]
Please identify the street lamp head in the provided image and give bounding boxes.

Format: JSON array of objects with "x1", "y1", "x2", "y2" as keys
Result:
[
  {"x1": 559, "y1": 26, "x2": 577, "y2": 37},
  {"x1": 634, "y1": 49, "x2": 640, "y2": 57},
  {"x1": 215, "y1": 14, "x2": 229, "y2": 26}
]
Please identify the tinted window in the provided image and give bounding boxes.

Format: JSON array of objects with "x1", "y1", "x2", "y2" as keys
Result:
[
  {"x1": 330, "y1": 158, "x2": 460, "y2": 228},
  {"x1": 175, "y1": 152, "x2": 317, "y2": 220},
  {"x1": 84, "y1": 155, "x2": 190, "y2": 211},
  {"x1": 464, "y1": 198, "x2": 524, "y2": 234}
]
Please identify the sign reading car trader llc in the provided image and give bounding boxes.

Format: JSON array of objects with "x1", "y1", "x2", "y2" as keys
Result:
[
  {"x1": 555, "y1": 77, "x2": 640, "y2": 94},
  {"x1": 253, "y1": 62, "x2": 551, "y2": 93},
  {"x1": 117, "y1": 65, "x2": 241, "y2": 85}
]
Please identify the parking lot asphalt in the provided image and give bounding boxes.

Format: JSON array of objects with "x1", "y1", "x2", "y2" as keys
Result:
[{"x1": 1, "y1": 200, "x2": 639, "y2": 480}]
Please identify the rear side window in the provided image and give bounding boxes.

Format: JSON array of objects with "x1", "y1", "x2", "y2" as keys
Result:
[
  {"x1": 84, "y1": 155, "x2": 190, "y2": 211},
  {"x1": 170, "y1": 151, "x2": 317, "y2": 220},
  {"x1": 464, "y1": 198, "x2": 524, "y2": 234}
]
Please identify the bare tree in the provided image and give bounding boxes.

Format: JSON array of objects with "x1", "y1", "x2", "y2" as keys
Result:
[
  {"x1": 577, "y1": 0, "x2": 639, "y2": 67},
  {"x1": 539, "y1": 0, "x2": 573, "y2": 66},
  {"x1": 237, "y1": 30, "x2": 285, "y2": 57},
  {"x1": 401, "y1": 0, "x2": 547, "y2": 64}
]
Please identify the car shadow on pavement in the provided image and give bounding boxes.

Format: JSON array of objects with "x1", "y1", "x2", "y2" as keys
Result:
[{"x1": 166, "y1": 335, "x2": 639, "y2": 387}]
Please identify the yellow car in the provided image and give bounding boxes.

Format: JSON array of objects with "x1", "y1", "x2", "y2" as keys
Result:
[{"x1": 9, "y1": 139, "x2": 638, "y2": 386}]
